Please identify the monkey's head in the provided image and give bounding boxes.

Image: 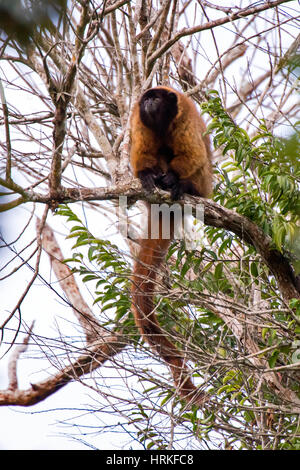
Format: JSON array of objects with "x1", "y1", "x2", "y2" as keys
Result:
[{"x1": 139, "y1": 87, "x2": 178, "y2": 136}]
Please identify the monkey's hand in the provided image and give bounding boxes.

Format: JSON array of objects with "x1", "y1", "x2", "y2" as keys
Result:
[
  {"x1": 138, "y1": 168, "x2": 163, "y2": 193},
  {"x1": 159, "y1": 170, "x2": 183, "y2": 200}
]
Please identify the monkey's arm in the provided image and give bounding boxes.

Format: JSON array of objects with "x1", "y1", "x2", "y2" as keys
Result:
[
  {"x1": 166, "y1": 124, "x2": 212, "y2": 199},
  {"x1": 170, "y1": 134, "x2": 208, "y2": 180},
  {"x1": 168, "y1": 103, "x2": 210, "y2": 179},
  {"x1": 130, "y1": 110, "x2": 162, "y2": 192}
]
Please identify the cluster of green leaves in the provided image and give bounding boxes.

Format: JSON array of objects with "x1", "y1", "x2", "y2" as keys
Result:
[
  {"x1": 165, "y1": 235, "x2": 300, "y2": 443},
  {"x1": 55, "y1": 183, "x2": 300, "y2": 448},
  {"x1": 56, "y1": 205, "x2": 134, "y2": 332},
  {"x1": 201, "y1": 91, "x2": 300, "y2": 253},
  {"x1": 55, "y1": 206, "x2": 232, "y2": 446},
  {"x1": 130, "y1": 404, "x2": 168, "y2": 450}
]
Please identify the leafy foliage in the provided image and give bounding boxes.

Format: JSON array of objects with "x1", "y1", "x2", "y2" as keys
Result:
[
  {"x1": 202, "y1": 91, "x2": 300, "y2": 253},
  {"x1": 56, "y1": 205, "x2": 134, "y2": 332},
  {"x1": 56, "y1": 94, "x2": 300, "y2": 451},
  {"x1": 58, "y1": 194, "x2": 300, "y2": 449}
]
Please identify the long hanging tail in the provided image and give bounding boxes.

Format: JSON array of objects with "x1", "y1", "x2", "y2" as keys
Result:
[{"x1": 131, "y1": 203, "x2": 206, "y2": 405}]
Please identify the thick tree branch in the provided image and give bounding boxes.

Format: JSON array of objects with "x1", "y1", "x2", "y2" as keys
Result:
[
  {"x1": 0, "y1": 337, "x2": 128, "y2": 406},
  {"x1": 200, "y1": 197, "x2": 300, "y2": 302},
  {"x1": 39, "y1": 222, "x2": 103, "y2": 344},
  {"x1": 1, "y1": 172, "x2": 298, "y2": 303},
  {"x1": 0, "y1": 220, "x2": 131, "y2": 407},
  {"x1": 49, "y1": 2, "x2": 90, "y2": 196},
  {"x1": 8, "y1": 322, "x2": 35, "y2": 391}
]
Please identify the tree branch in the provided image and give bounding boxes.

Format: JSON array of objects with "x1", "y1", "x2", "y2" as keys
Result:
[
  {"x1": 8, "y1": 322, "x2": 35, "y2": 391},
  {"x1": 0, "y1": 219, "x2": 131, "y2": 407},
  {"x1": 0, "y1": 337, "x2": 128, "y2": 406},
  {"x1": 146, "y1": 0, "x2": 294, "y2": 73},
  {"x1": 39, "y1": 221, "x2": 103, "y2": 344},
  {"x1": 2, "y1": 171, "x2": 298, "y2": 303}
]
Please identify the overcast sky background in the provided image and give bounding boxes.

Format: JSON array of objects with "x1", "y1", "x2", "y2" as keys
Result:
[{"x1": 0, "y1": 0, "x2": 299, "y2": 450}]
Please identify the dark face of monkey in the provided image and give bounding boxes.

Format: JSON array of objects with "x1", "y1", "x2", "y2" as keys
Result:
[{"x1": 139, "y1": 88, "x2": 178, "y2": 136}]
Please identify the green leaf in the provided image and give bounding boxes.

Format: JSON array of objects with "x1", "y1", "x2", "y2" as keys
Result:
[
  {"x1": 268, "y1": 349, "x2": 280, "y2": 368},
  {"x1": 214, "y1": 263, "x2": 223, "y2": 280},
  {"x1": 82, "y1": 274, "x2": 99, "y2": 283},
  {"x1": 250, "y1": 262, "x2": 258, "y2": 277}
]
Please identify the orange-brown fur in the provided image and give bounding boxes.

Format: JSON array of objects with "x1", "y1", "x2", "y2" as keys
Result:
[
  {"x1": 130, "y1": 86, "x2": 212, "y2": 404},
  {"x1": 130, "y1": 85, "x2": 212, "y2": 198}
]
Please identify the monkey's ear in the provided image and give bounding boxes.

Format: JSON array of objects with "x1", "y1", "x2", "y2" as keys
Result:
[{"x1": 167, "y1": 91, "x2": 177, "y2": 102}]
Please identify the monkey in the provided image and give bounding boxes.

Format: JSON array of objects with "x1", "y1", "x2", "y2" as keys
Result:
[
  {"x1": 130, "y1": 86, "x2": 212, "y2": 405},
  {"x1": 131, "y1": 85, "x2": 212, "y2": 200}
]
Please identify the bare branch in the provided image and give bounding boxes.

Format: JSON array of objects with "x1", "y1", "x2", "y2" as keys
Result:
[
  {"x1": 0, "y1": 335, "x2": 129, "y2": 406},
  {"x1": 40, "y1": 221, "x2": 102, "y2": 343},
  {"x1": 0, "y1": 78, "x2": 12, "y2": 181},
  {"x1": 147, "y1": 0, "x2": 295, "y2": 73},
  {"x1": 8, "y1": 322, "x2": 35, "y2": 391}
]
